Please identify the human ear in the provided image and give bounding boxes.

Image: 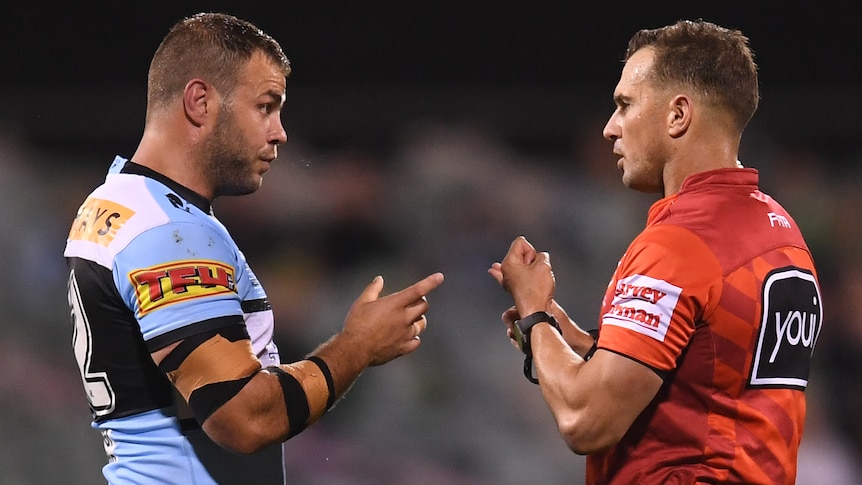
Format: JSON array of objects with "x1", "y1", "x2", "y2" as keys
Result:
[
  {"x1": 183, "y1": 79, "x2": 213, "y2": 127},
  {"x1": 667, "y1": 94, "x2": 691, "y2": 138}
]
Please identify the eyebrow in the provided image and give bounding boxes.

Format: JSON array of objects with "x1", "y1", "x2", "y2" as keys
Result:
[
  {"x1": 261, "y1": 89, "x2": 286, "y2": 105},
  {"x1": 613, "y1": 93, "x2": 632, "y2": 106}
]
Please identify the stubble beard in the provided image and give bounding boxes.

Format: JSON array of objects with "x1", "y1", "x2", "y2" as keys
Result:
[
  {"x1": 203, "y1": 109, "x2": 263, "y2": 198},
  {"x1": 620, "y1": 154, "x2": 665, "y2": 195}
]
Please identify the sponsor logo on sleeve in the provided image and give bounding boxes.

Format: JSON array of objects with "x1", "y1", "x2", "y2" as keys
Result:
[
  {"x1": 602, "y1": 274, "x2": 682, "y2": 342},
  {"x1": 129, "y1": 260, "x2": 236, "y2": 316},
  {"x1": 67, "y1": 197, "x2": 135, "y2": 246},
  {"x1": 749, "y1": 267, "x2": 822, "y2": 390}
]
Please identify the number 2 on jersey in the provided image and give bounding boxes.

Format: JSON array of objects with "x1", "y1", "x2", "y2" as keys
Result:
[{"x1": 68, "y1": 270, "x2": 116, "y2": 416}]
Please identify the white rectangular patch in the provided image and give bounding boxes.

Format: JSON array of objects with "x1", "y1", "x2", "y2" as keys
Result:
[{"x1": 602, "y1": 274, "x2": 682, "y2": 342}]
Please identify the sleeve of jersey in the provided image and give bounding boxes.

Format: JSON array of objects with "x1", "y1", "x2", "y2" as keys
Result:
[
  {"x1": 599, "y1": 224, "x2": 723, "y2": 373},
  {"x1": 113, "y1": 221, "x2": 244, "y2": 346}
]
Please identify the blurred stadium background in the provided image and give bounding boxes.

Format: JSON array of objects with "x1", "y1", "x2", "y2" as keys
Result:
[{"x1": 1, "y1": 2, "x2": 860, "y2": 484}]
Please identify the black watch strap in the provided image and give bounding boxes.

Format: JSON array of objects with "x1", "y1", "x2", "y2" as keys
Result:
[
  {"x1": 515, "y1": 311, "x2": 562, "y2": 384},
  {"x1": 583, "y1": 328, "x2": 599, "y2": 361},
  {"x1": 515, "y1": 311, "x2": 561, "y2": 353},
  {"x1": 515, "y1": 311, "x2": 558, "y2": 339}
]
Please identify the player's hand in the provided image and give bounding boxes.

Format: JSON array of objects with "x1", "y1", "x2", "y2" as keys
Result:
[
  {"x1": 489, "y1": 236, "x2": 555, "y2": 316},
  {"x1": 500, "y1": 306, "x2": 522, "y2": 351},
  {"x1": 342, "y1": 272, "x2": 444, "y2": 366}
]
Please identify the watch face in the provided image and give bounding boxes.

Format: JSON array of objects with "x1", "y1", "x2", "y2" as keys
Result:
[{"x1": 512, "y1": 323, "x2": 526, "y2": 352}]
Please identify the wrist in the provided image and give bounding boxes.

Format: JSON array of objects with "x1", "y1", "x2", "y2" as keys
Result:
[
  {"x1": 513, "y1": 311, "x2": 561, "y2": 354},
  {"x1": 514, "y1": 311, "x2": 561, "y2": 385},
  {"x1": 516, "y1": 301, "x2": 550, "y2": 317}
]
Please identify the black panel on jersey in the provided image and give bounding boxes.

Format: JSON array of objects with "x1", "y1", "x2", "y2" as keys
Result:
[
  {"x1": 67, "y1": 257, "x2": 175, "y2": 422},
  {"x1": 242, "y1": 298, "x2": 272, "y2": 313}
]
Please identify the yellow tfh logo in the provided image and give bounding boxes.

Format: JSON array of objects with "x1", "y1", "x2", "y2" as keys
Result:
[{"x1": 130, "y1": 260, "x2": 236, "y2": 316}]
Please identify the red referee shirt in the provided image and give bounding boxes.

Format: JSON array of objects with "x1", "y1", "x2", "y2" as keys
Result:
[{"x1": 587, "y1": 168, "x2": 822, "y2": 485}]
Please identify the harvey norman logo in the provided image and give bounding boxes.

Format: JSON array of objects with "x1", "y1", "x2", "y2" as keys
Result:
[
  {"x1": 749, "y1": 267, "x2": 822, "y2": 390},
  {"x1": 129, "y1": 260, "x2": 236, "y2": 316},
  {"x1": 603, "y1": 274, "x2": 682, "y2": 342}
]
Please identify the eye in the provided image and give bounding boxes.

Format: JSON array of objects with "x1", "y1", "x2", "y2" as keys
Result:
[
  {"x1": 612, "y1": 96, "x2": 629, "y2": 114},
  {"x1": 617, "y1": 101, "x2": 630, "y2": 114}
]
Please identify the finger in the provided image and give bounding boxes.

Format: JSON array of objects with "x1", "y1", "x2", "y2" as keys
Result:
[
  {"x1": 488, "y1": 263, "x2": 503, "y2": 285},
  {"x1": 404, "y1": 335, "x2": 423, "y2": 351},
  {"x1": 509, "y1": 336, "x2": 520, "y2": 351},
  {"x1": 404, "y1": 301, "x2": 430, "y2": 327},
  {"x1": 505, "y1": 328, "x2": 520, "y2": 350},
  {"x1": 397, "y1": 283, "x2": 435, "y2": 325},
  {"x1": 412, "y1": 316, "x2": 427, "y2": 340},
  {"x1": 392, "y1": 272, "x2": 444, "y2": 306},
  {"x1": 357, "y1": 275, "x2": 385, "y2": 303},
  {"x1": 403, "y1": 295, "x2": 430, "y2": 323},
  {"x1": 536, "y1": 251, "x2": 552, "y2": 267},
  {"x1": 414, "y1": 314, "x2": 428, "y2": 333},
  {"x1": 512, "y1": 236, "x2": 537, "y2": 264},
  {"x1": 406, "y1": 295, "x2": 428, "y2": 310},
  {"x1": 502, "y1": 306, "x2": 520, "y2": 326},
  {"x1": 416, "y1": 272, "x2": 445, "y2": 294}
]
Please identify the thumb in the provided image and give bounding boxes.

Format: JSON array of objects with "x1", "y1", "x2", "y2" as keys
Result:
[
  {"x1": 358, "y1": 275, "x2": 384, "y2": 303},
  {"x1": 514, "y1": 236, "x2": 537, "y2": 264}
]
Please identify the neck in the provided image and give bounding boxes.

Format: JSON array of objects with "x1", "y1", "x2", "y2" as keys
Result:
[
  {"x1": 662, "y1": 138, "x2": 740, "y2": 197},
  {"x1": 131, "y1": 128, "x2": 214, "y2": 201}
]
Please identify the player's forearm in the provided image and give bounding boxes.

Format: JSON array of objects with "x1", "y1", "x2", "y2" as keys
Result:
[
  {"x1": 202, "y1": 370, "x2": 290, "y2": 454},
  {"x1": 562, "y1": 324, "x2": 598, "y2": 360},
  {"x1": 531, "y1": 327, "x2": 615, "y2": 455},
  {"x1": 307, "y1": 331, "x2": 374, "y2": 398},
  {"x1": 550, "y1": 300, "x2": 597, "y2": 359},
  {"x1": 533, "y1": 332, "x2": 664, "y2": 455},
  {"x1": 203, "y1": 356, "x2": 341, "y2": 454}
]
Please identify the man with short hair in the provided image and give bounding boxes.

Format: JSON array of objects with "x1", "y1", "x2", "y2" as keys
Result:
[
  {"x1": 65, "y1": 12, "x2": 443, "y2": 484},
  {"x1": 490, "y1": 19, "x2": 821, "y2": 484}
]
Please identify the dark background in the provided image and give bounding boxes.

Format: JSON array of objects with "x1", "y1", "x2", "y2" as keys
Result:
[
  {"x1": 4, "y1": 1, "x2": 859, "y2": 89},
  {"x1": 3, "y1": 2, "x2": 859, "y2": 169}
]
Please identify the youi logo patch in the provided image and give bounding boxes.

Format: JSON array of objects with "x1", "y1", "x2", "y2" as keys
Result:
[{"x1": 749, "y1": 267, "x2": 822, "y2": 390}]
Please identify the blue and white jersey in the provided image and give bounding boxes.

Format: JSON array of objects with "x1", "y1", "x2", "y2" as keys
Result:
[{"x1": 65, "y1": 156, "x2": 284, "y2": 484}]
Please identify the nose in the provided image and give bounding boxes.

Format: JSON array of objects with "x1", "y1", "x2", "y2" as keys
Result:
[
  {"x1": 602, "y1": 112, "x2": 619, "y2": 141},
  {"x1": 270, "y1": 119, "x2": 288, "y2": 146}
]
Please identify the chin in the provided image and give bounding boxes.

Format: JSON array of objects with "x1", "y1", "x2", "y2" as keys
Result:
[
  {"x1": 216, "y1": 179, "x2": 262, "y2": 198},
  {"x1": 622, "y1": 177, "x2": 651, "y2": 194}
]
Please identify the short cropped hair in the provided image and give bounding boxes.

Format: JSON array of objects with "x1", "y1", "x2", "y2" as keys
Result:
[
  {"x1": 146, "y1": 12, "x2": 291, "y2": 114},
  {"x1": 626, "y1": 19, "x2": 759, "y2": 132}
]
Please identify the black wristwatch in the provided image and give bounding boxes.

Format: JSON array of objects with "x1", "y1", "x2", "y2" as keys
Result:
[
  {"x1": 513, "y1": 311, "x2": 560, "y2": 353},
  {"x1": 513, "y1": 311, "x2": 562, "y2": 384}
]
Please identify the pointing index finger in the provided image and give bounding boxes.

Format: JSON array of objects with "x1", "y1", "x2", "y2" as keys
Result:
[{"x1": 397, "y1": 272, "x2": 444, "y2": 305}]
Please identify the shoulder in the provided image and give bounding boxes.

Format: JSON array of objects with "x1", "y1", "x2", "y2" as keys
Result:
[
  {"x1": 626, "y1": 223, "x2": 719, "y2": 275},
  {"x1": 616, "y1": 224, "x2": 724, "y2": 320},
  {"x1": 65, "y1": 173, "x2": 231, "y2": 268}
]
